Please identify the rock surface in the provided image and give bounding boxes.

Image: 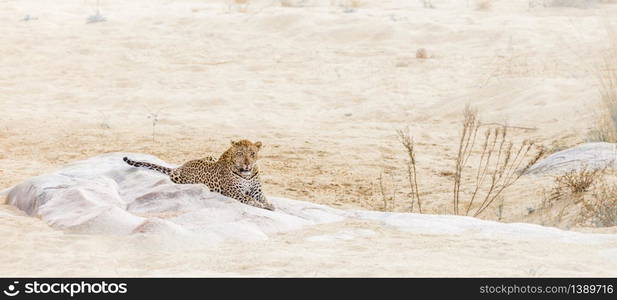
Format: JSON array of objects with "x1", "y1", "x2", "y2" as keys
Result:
[
  {"x1": 3, "y1": 153, "x2": 617, "y2": 276},
  {"x1": 5, "y1": 152, "x2": 616, "y2": 247},
  {"x1": 526, "y1": 142, "x2": 617, "y2": 175},
  {"x1": 5, "y1": 153, "x2": 346, "y2": 244}
]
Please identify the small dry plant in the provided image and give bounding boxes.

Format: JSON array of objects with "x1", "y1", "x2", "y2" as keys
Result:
[
  {"x1": 589, "y1": 21, "x2": 617, "y2": 142},
  {"x1": 542, "y1": 167, "x2": 603, "y2": 218},
  {"x1": 229, "y1": 0, "x2": 250, "y2": 13},
  {"x1": 453, "y1": 105, "x2": 544, "y2": 217},
  {"x1": 416, "y1": 48, "x2": 429, "y2": 59},
  {"x1": 146, "y1": 112, "x2": 160, "y2": 142},
  {"x1": 583, "y1": 180, "x2": 617, "y2": 227},
  {"x1": 86, "y1": 0, "x2": 106, "y2": 24},
  {"x1": 280, "y1": 0, "x2": 307, "y2": 7},
  {"x1": 419, "y1": 0, "x2": 435, "y2": 8},
  {"x1": 335, "y1": 0, "x2": 362, "y2": 13},
  {"x1": 397, "y1": 128, "x2": 422, "y2": 213},
  {"x1": 378, "y1": 171, "x2": 397, "y2": 211},
  {"x1": 554, "y1": 167, "x2": 605, "y2": 195},
  {"x1": 97, "y1": 110, "x2": 111, "y2": 129},
  {"x1": 543, "y1": 168, "x2": 616, "y2": 227},
  {"x1": 476, "y1": 0, "x2": 493, "y2": 10}
]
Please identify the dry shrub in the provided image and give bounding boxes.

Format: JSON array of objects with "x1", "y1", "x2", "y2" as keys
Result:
[
  {"x1": 589, "y1": 21, "x2": 617, "y2": 142},
  {"x1": 452, "y1": 105, "x2": 544, "y2": 217},
  {"x1": 542, "y1": 167, "x2": 604, "y2": 220},
  {"x1": 541, "y1": 167, "x2": 616, "y2": 227},
  {"x1": 476, "y1": 0, "x2": 493, "y2": 10},
  {"x1": 378, "y1": 171, "x2": 397, "y2": 211},
  {"x1": 280, "y1": 0, "x2": 306, "y2": 7},
  {"x1": 416, "y1": 48, "x2": 429, "y2": 59},
  {"x1": 229, "y1": 0, "x2": 250, "y2": 12},
  {"x1": 348, "y1": 0, "x2": 362, "y2": 8},
  {"x1": 397, "y1": 128, "x2": 422, "y2": 213},
  {"x1": 554, "y1": 167, "x2": 605, "y2": 194},
  {"x1": 419, "y1": 0, "x2": 435, "y2": 8},
  {"x1": 333, "y1": 0, "x2": 362, "y2": 11},
  {"x1": 583, "y1": 180, "x2": 617, "y2": 227},
  {"x1": 394, "y1": 107, "x2": 543, "y2": 217}
]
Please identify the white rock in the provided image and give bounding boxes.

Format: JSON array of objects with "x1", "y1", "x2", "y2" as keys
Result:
[
  {"x1": 5, "y1": 152, "x2": 347, "y2": 243},
  {"x1": 353, "y1": 210, "x2": 617, "y2": 244},
  {"x1": 526, "y1": 142, "x2": 617, "y2": 175},
  {"x1": 5, "y1": 152, "x2": 616, "y2": 247}
]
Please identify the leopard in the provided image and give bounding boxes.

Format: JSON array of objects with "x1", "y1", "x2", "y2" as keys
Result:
[{"x1": 123, "y1": 139, "x2": 274, "y2": 211}]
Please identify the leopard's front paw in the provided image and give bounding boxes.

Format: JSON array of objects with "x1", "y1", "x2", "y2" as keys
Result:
[
  {"x1": 262, "y1": 201, "x2": 275, "y2": 211},
  {"x1": 246, "y1": 199, "x2": 275, "y2": 211}
]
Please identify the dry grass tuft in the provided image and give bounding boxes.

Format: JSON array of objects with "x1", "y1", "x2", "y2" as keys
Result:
[
  {"x1": 280, "y1": 0, "x2": 306, "y2": 7},
  {"x1": 452, "y1": 105, "x2": 544, "y2": 217},
  {"x1": 589, "y1": 21, "x2": 617, "y2": 142},
  {"x1": 541, "y1": 168, "x2": 616, "y2": 227},
  {"x1": 333, "y1": 0, "x2": 363, "y2": 12},
  {"x1": 416, "y1": 48, "x2": 429, "y2": 59},
  {"x1": 229, "y1": 0, "x2": 250, "y2": 12},
  {"x1": 419, "y1": 0, "x2": 435, "y2": 8},
  {"x1": 475, "y1": 0, "x2": 493, "y2": 10},
  {"x1": 583, "y1": 180, "x2": 617, "y2": 227},
  {"x1": 554, "y1": 167, "x2": 605, "y2": 194},
  {"x1": 397, "y1": 128, "x2": 422, "y2": 213},
  {"x1": 377, "y1": 171, "x2": 397, "y2": 211}
]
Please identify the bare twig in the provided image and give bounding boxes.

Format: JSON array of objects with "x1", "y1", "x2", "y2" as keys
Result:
[
  {"x1": 397, "y1": 128, "x2": 422, "y2": 213},
  {"x1": 479, "y1": 122, "x2": 538, "y2": 131},
  {"x1": 453, "y1": 105, "x2": 480, "y2": 215},
  {"x1": 378, "y1": 171, "x2": 387, "y2": 211}
]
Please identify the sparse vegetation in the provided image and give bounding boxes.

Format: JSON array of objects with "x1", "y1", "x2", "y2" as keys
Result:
[
  {"x1": 336, "y1": 0, "x2": 362, "y2": 13},
  {"x1": 87, "y1": 10, "x2": 106, "y2": 23},
  {"x1": 378, "y1": 171, "x2": 397, "y2": 211},
  {"x1": 395, "y1": 106, "x2": 543, "y2": 217},
  {"x1": 539, "y1": 167, "x2": 616, "y2": 228},
  {"x1": 147, "y1": 112, "x2": 160, "y2": 142},
  {"x1": 87, "y1": 1, "x2": 106, "y2": 24},
  {"x1": 452, "y1": 105, "x2": 544, "y2": 217},
  {"x1": 21, "y1": 15, "x2": 38, "y2": 22},
  {"x1": 419, "y1": 0, "x2": 435, "y2": 8},
  {"x1": 280, "y1": 0, "x2": 307, "y2": 7},
  {"x1": 416, "y1": 48, "x2": 429, "y2": 59},
  {"x1": 229, "y1": 0, "x2": 250, "y2": 13},
  {"x1": 97, "y1": 110, "x2": 111, "y2": 129},
  {"x1": 554, "y1": 167, "x2": 605, "y2": 194},
  {"x1": 589, "y1": 22, "x2": 617, "y2": 143},
  {"x1": 397, "y1": 128, "x2": 422, "y2": 213},
  {"x1": 583, "y1": 180, "x2": 617, "y2": 227},
  {"x1": 475, "y1": 0, "x2": 493, "y2": 10}
]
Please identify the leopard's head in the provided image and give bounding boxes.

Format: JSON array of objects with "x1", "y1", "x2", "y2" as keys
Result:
[{"x1": 224, "y1": 139, "x2": 262, "y2": 177}]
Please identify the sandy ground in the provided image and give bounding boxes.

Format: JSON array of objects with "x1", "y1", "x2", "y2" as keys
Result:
[{"x1": 2, "y1": 0, "x2": 617, "y2": 276}]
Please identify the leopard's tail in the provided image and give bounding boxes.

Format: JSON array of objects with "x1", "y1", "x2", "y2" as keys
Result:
[{"x1": 123, "y1": 157, "x2": 173, "y2": 176}]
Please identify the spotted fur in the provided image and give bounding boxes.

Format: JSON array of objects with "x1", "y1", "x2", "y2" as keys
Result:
[{"x1": 123, "y1": 140, "x2": 274, "y2": 211}]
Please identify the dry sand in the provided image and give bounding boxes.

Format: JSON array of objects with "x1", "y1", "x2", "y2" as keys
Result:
[{"x1": 2, "y1": 0, "x2": 617, "y2": 276}]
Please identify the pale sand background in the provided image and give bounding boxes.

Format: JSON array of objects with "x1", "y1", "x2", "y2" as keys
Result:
[{"x1": 2, "y1": 0, "x2": 617, "y2": 276}]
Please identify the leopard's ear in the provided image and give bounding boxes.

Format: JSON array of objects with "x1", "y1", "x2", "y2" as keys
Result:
[{"x1": 255, "y1": 141, "x2": 262, "y2": 149}]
